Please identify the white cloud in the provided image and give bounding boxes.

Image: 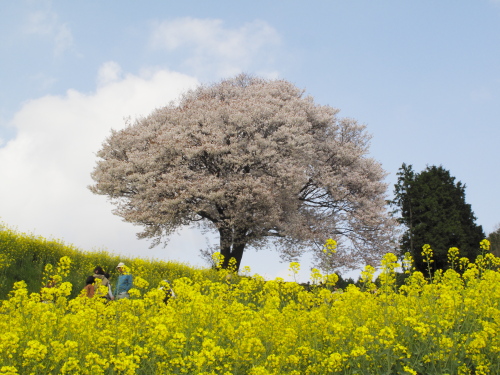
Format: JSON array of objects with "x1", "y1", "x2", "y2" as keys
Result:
[
  {"x1": 0, "y1": 64, "x2": 202, "y2": 262},
  {"x1": 97, "y1": 61, "x2": 123, "y2": 87},
  {"x1": 24, "y1": 10, "x2": 58, "y2": 35},
  {"x1": 53, "y1": 23, "x2": 74, "y2": 56},
  {"x1": 23, "y1": 9, "x2": 74, "y2": 56},
  {"x1": 149, "y1": 17, "x2": 282, "y2": 78}
]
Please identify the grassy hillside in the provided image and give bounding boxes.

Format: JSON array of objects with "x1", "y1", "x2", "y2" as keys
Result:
[{"x1": 0, "y1": 223, "x2": 216, "y2": 299}]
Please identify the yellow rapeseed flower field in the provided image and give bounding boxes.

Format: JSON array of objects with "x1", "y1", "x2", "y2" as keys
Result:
[{"x1": 1, "y1": 227, "x2": 500, "y2": 374}]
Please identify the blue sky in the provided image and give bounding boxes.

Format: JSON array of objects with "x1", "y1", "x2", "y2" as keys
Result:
[{"x1": 1, "y1": 1, "x2": 499, "y2": 281}]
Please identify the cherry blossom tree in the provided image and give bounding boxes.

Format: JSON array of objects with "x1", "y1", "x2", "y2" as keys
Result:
[{"x1": 89, "y1": 74, "x2": 396, "y2": 271}]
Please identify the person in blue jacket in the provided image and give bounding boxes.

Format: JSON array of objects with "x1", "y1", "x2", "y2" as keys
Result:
[{"x1": 115, "y1": 262, "x2": 133, "y2": 300}]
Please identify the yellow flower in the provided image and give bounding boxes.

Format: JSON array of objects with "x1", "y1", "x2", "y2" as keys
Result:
[
  {"x1": 480, "y1": 239, "x2": 490, "y2": 251},
  {"x1": 422, "y1": 244, "x2": 434, "y2": 262},
  {"x1": 60, "y1": 357, "x2": 80, "y2": 374},
  {"x1": 288, "y1": 262, "x2": 300, "y2": 282},
  {"x1": 4, "y1": 226, "x2": 500, "y2": 375},
  {"x1": 133, "y1": 276, "x2": 150, "y2": 289},
  {"x1": 402, "y1": 252, "x2": 413, "y2": 273},
  {"x1": 0, "y1": 367, "x2": 19, "y2": 375},
  {"x1": 241, "y1": 265, "x2": 251, "y2": 276},
  {"x1": 447, "y1": 246, "x2": 459, "y2": 261},
  {"x1": 322, "y1": 238, "x2": 337, "y2": 255},
  {"x1": 128, "y1": 288, "x2": 141, "y2": 298},
  {"x1": 212, "y1": 252, "x2": 224, "y2": 269},
  {"x1": 310, "y1": 268, "x2": 323, "y2": 284},
  {"x1": 403, "y1": 366, "x2": 418, "y2": 375},
  {"x1": 325, "y1": 273, "x2": 338, "y2": 287},
  {"x1": 323, "y1": 352, "x2": 345, "y2": 372}
]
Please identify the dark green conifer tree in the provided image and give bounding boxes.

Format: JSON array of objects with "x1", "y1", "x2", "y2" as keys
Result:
[
  {"x1": 391, "y1": 164, "x2": 485, "y2": 272},
  {"x1": 487, "y1": 224, "x2": 500, "y2": 258}
]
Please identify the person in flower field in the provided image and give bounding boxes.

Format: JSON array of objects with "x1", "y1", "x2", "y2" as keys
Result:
[
  {"x1": 93, "y1": 266, "x2": 112, "y2": 300},
  {"x1": 115, "y1": 262, "x2": 133, "y2": 300},
  {"x1": 83, "y1": 275, "x2": 96, "y2": 298}
]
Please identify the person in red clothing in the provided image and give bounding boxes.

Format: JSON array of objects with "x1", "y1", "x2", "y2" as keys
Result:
[{"x1": 83, "y1": 275, "x2": 96, "y2": 298}]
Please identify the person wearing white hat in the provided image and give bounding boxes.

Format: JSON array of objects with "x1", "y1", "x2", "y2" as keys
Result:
[{"x1": 115, "y1": 262, "x2": 133, "y2": 300}]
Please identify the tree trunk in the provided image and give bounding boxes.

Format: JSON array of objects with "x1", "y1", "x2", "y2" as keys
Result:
[{"x1": 219, "y1": 226, "x2": 247, "y2": 271}]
